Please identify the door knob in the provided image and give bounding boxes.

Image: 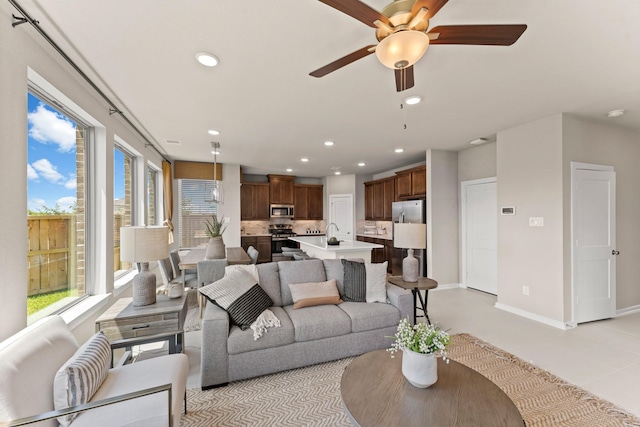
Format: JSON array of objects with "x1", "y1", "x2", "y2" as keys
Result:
[{"x1": 612, "y1": 250, "x2": 620, "y2": 255}]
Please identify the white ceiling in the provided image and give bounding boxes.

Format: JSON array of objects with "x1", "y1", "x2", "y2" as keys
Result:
[{"x1": 20, "y1": 0, "x2": 640, "y2": 177}]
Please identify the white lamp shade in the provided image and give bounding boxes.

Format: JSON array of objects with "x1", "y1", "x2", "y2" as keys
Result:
[
  {"x1": 375, "y1": 30, "x2": 430, "y2": 69},
  {"x1": 394, "y1": 223, "x2": 427, "y2": 249},
  {"x1": 120, "y1": 226, "x2": 169, "y2": 262}
]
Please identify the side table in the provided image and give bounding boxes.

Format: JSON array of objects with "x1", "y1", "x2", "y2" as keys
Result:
[
  {"x1": 388, "y1": 276, "x2": 438, "y2": 325},
  {"x1": 95, "y1": 293, "x2": 188, "y2": 366}
]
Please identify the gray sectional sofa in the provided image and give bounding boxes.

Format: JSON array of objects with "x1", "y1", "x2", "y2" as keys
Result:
[{"x1": 200, "y1": 258, "x2": 413, "y2": 389}]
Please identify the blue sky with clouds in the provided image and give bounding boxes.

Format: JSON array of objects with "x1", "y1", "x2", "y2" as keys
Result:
[{"x1": 27, "y1": 92, "x2": 124, "y2": 213}]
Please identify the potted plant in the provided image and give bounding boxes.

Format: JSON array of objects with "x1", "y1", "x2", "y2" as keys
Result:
[
  {"x1": 204, "y1": 214, "x2": 227, "y2": 259},
  {"x1": 388, "y1": 318, "x2": 450, "y2": 388}
]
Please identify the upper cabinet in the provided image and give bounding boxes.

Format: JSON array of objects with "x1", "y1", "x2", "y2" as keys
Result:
[
  {"x1": 268, "y1": 175, "x2": 294, "y2": 205},
  {"x1": 294, "y1": 184, "x2": 323, "y2": 220},
  {"x1": 364, "y1": 176, "x2": 396, "y2": 221},
  {"x1": 396, "y1": 165, "x2": 426, "y2": 200},
  {"x1": 240, "y1": 182, "x2": 270, "y2": 220}
]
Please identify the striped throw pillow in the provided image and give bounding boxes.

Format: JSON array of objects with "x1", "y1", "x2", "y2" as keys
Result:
[
  {"x1": 54, "y1": 331, "x2": 111, "y2": 426},
  {"x1": 341, "y1": 259, "x2": 367, "y2": 302},
  {"x1": 200, "y1": 268, "x2": 273, "y2": 329}
]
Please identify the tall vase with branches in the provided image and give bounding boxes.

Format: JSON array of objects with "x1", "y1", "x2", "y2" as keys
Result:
[{"x1": 205, "y1": 214, "x2": 227, "y2": 259}]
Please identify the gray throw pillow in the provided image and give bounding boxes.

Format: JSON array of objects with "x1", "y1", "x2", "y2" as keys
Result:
[{"x1": 341, "y1": 259, "x2": 366, "y2": 302}]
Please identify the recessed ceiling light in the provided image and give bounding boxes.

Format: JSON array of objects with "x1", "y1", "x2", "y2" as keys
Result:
[
  {"x1": 607, "y1": 109, "x2": 625, "y2": 118},
  {"x1": 469, "y1": 138, "x2": 488, "y2": 145},
  {"x1": 358, "y1": 162, "x2": 366, "y2": 167},
  {"x1": 324, "y1": 141, "x2": 334, "y2": 146},
  {"x1": 207, "y1": 129, "x2": 220, "y2": 135},
  {"x1": 301, "y1": 158, "x2": 309, "y2": 162},
  {"x1": 286, "y1": 168, "x2": 293, "y2": 172},
  {"x1": 334, "y1": 171, "x2": 341, "y2": 175},
  {"x1": 196, "y1": 52, "x2": 219, "y2": 67},
  {"x1": 405, "y1": 96, "x2": 422, "y2": 105},
  {"x1": 395, "y1": 148, "x2": 404, "y2": 153}
]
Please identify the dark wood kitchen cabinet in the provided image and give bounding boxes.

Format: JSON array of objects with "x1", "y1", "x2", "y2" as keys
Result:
[
  {"x1": 396, "y1": 165, "x2": 426, "y2": 200},
  {"x1": 268, "y1": 175, "x2": 294, "y2": 205},
  {"x1": 241, "y1": 183, "x2": 270, "y2": 220},
  {"x1": 364, "y1": 176, "x2": 396, "y2": 221},
  {"x1": 357, "y1": 236, "x2": 393, "y2": 273},
  {"x1": 294, "y1": 184, "x2": 323, "y2": 220},
  {"x1": 241, "y1": 235, "x2": 271, "y2": 263}
]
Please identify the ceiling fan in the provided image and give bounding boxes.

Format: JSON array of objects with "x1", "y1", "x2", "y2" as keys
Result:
[{"x1": 309, "y1": 0, "x2": 527, "y2": 92}]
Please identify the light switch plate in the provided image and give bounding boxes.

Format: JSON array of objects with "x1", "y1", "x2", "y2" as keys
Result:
[{"x1": 529, "y1": 217, "x2": 544, "y2": 227}]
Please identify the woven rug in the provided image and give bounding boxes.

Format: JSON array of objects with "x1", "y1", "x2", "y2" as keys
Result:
[{"x1": 180, "y1": 333, "x2": 640, "y2": 427}]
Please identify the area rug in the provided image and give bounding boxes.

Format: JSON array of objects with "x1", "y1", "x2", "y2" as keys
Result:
[{"x1": 180, "y1": 333, "x2": 640, "y2": 427}]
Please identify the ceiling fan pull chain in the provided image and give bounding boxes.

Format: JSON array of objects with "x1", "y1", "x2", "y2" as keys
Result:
[{"x1": 400, "y1": 102, "x2": 407, "y2": 129}]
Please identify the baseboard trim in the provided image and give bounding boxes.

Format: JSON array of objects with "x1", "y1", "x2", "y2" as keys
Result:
[
  {"x1": 494, "y1": 302, "x2": 571, "y2": 330},
  {"x1": 431, "y1": 283, "x2": 460, "y2": 291},
  {"x1": 617, "y1": 304, "x2": 640, "y2": 317}
]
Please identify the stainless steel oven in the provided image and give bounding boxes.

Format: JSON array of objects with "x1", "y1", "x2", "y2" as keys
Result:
[{"x1": 270, "y1": 204, "x2": 294, "y2": 219}]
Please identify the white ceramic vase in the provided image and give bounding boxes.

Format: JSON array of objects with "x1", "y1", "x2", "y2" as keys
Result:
[
  {"x1": 205, "y1": 237, "x2": 226, "y2": 259},
  {"x1": 401, "y1": 349, "x2": 438, "y2": 388},
  {"x1": 168, "y1": 282, "x2": 184, "y2": 299}
]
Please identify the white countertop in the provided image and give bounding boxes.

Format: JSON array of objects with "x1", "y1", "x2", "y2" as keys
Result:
[{"x1": 289, "y1": 236, "x2": 384, "y2": 252}]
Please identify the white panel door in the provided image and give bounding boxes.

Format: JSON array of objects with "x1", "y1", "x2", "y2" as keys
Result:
[
  {"x1": 573, "y1": 168, "x2": 616, "y2": 323},
  {"x1": 464, "y1": 181, "x2": 497, "y2": 294},
  {"x1": 329, "y1": 194, "x2": 353, "y2": 240}
]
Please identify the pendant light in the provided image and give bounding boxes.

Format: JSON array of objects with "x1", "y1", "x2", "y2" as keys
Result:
[{"x1": 205, "y1": 142, "x2": 224, "y2": 204}]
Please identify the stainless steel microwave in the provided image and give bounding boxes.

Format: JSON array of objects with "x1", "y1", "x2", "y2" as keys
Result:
[{"x1": 270, "y1": 204, "x2": 294, "y2": 218}]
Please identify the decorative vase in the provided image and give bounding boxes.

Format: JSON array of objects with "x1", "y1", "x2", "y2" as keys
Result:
[
  {"x1": 401, "y1": 349, "x2": 438, "y2": 388},
  {"x1": 205, "y1": 237, "x2": 226, "y2": 259},
  {"x1": 168, "y1": 282, "x2": 184, "y2": 299}
]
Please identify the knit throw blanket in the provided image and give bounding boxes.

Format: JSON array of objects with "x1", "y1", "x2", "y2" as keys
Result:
[{"x1": 250, "y1": 309, "x2": 281, "y2": 340}]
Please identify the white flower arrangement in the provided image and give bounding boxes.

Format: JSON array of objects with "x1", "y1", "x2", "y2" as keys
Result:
[{"x1": 388, "y1": 318, "x2": 451, "y2": 360}]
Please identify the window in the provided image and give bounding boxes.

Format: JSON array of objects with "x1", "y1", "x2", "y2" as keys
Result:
[
  {"x1": 147, "y1": 166, "x2": 158, "y2": 226},
  {"x1": 114, "y1": 146, "x2": 135, "y2": 278},
  {"x1": 179, "y1": 179, "x2": 218, "y2": 248},
  {"x1": 27, "y1": 91, "x2": 87, "y2": 318}
]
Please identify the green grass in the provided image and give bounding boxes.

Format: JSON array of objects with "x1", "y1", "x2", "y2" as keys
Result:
[{"x1": 27, "y1": 289, "x2": 78, "y2": 315}]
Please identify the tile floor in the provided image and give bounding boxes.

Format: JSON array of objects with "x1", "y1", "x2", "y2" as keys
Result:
[{"x1": 141, "y1": 287, "x2": 640, "y2": 417}]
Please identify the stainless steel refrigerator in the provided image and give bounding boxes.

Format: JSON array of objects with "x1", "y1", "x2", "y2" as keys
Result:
[{"x1": 392, "y1": 200, "x2": 427, "y2": 277}]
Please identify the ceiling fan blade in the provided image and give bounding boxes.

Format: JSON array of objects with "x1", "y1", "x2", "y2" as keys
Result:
[
  {"x1": 395, "y1": 66, "x2": 415, "y2": 92},
  {"x1": 411, "y1": 0, "x2": 449, "y2": 21},
  {"x1": 318, "y1": 0, "x2": 390, "y2": 28},
  {"x1": 428, "y1": 24, "x2": 527, "y2": 46},
  {"x1": 310, "y1": 45, "x2": 377, "y2": 78}
]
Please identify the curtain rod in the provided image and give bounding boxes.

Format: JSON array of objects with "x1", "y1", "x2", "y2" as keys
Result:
[{"x1": 9, "y1": 0, "x2": 170, "y2": 164}]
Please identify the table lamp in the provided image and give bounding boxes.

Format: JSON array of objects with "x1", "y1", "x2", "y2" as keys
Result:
[
  {"x1": 393, "y1": 223, "x2": 427, "y2": 282},
  {"x1": 120, "y1": 226, "x2": 169, "y2": 306}
]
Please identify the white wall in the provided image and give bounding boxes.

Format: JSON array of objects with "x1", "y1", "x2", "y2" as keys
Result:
[
  {"x1": 458, "y1": 142, "x2": 497, "y2": 183},
  {"x1": 426, "y1": 150, "x2": 459, "y2": 284},
  {"x1": 496, "y1": 115, "x2": 565, "y2": 322}
]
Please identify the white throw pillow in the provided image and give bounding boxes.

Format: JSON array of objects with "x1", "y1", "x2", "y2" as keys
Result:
[
  {"x1": 53, "y1": 331, "x2": 111, "y2": 426},
  {"x1": 365, "y1": 261, "x2": 388, "y2": 303},
  {"x1": 225, "y1": 263, "x2": 259, "y2": 282}
]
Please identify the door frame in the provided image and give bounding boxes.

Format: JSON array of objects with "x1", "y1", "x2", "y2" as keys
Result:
[
  {"x1": 460, "y1": 177, "x2": 497, "y2": 290},
  {"x1": 570, "y1": 161, "x2": 615, "y2": 325}
]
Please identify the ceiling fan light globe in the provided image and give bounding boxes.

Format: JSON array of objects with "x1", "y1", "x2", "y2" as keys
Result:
[{"x1": 375, "y1": 30, "x2": 429, "y2": 69}]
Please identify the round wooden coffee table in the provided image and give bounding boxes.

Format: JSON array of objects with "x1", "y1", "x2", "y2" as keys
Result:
[{"x1": 341, "y1": 350, "x2": 524, "y2": 427}]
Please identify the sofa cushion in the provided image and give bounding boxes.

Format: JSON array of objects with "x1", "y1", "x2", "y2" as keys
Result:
[
  {"x1": 225, "y1": 264, "x2": 259, "y2": 282},
  {"x1": 256, "y1": 262, "x2": 283, "y2": 306},
  {"x1": 284, "y1": 304, "x2": 351, "y2": 342},
  {"x1": 199, "y1": 269, "x2": 274, "y2": 330},
  {"x1": 341, "y1": 259, "x2": 367, "y2": 302},
  {"x1": 227, "y1": 306, "x2": 294, "y2": 355},
  {"x1": 322, "y1": 259, "x2": 345, "y2": 296},
  {"x1": 338, "y1": 301, "x2": 401, "y2": 333},
  {"x1": 278, "y1": 259, "x2": 327, "y2": 306},
  {"x1": 365, "y1": 261, "x2": 388, "y2": 303},
  {"x1": 289, "y1": 279, "x2": 343, "y2": 309},
  {"x1": 53, "y1": 330, "x2": 111, "y2": 426}
]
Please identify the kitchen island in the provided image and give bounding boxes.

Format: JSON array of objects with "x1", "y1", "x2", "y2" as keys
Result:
[{"x1": 289, "y1": 236, "x2": 384, "y2": 262}]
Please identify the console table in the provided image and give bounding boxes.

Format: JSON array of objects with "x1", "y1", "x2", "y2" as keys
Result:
[
  {"x1": 341, "y1": 350, "x2": 524, "y2": 426},
  {"x1": 388, "y1": 276, "x2": 437, "y2": 325}
]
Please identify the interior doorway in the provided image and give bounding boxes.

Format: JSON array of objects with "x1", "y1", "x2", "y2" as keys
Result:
[
  {"x1": 461, "y1": 178, "x2": 497, "y2": 295},
  {"x1": 571, "y1": 162, "x2": 617, "y2": 324},
  {"x1": 328, "y1": 194, "x2": 353, "y2": 240}
]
